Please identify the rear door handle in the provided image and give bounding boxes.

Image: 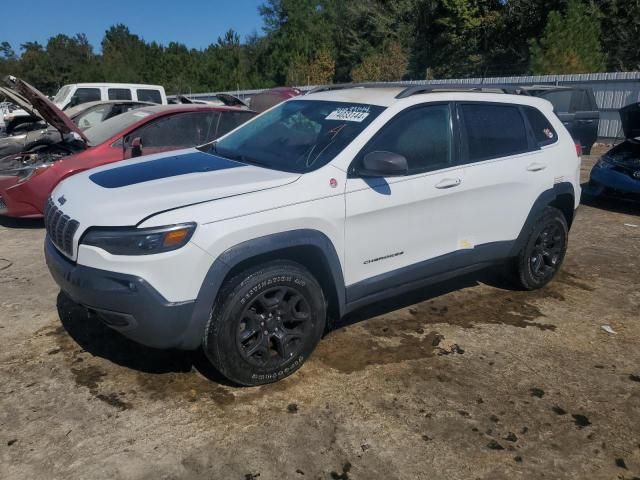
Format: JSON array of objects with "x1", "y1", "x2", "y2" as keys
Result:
[
  {"x1": 435, "y1": 178, "x2": 462, "y2": 189},
  {"x1": 526, "y1": 163, "x2": 547, "y2": 172}
]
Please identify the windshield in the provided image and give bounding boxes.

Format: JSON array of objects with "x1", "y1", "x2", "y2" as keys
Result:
[
  {"x1": 83, "y1": 109, "x2": 152, "y2": 145},
  {"x1": 53, "y1": 85, "x2": 72, "y2": 104},
  {"x1": 203, "y1": 100, "x2": 385, "y2": 173}
]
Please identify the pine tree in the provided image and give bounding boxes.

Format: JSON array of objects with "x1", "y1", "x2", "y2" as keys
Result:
[{"x1": 529, "y1": 0, "x2": 606, "y2": 74}]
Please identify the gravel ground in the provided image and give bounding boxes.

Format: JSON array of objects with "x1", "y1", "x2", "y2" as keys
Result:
[{"x1": 1, "y1": 155, "x2": 639, "y2": 480}]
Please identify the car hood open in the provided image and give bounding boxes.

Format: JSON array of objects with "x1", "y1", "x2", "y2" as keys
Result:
[
  {"x1": 49, "y1": 148, "x2": 300, "y2": 232},
  {"x1": 4, "y1": 76, "x2": 88, "y2": 144},
  {"x1": 619, "y1": 103, "x2": 640, "y2": 139}
]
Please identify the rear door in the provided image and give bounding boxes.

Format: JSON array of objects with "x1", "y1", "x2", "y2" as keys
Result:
[{"x1": 454, "y1": 102, "x2": 555, "y2": 257}]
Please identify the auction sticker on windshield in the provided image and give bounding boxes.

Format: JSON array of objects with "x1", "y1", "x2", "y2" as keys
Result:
[{"x1": 325, "y1": 106, "x2": 370, "y2": 122}]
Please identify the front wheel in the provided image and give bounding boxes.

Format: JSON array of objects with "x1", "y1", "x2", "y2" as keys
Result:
[
  {"x1": 203, "y1": 261, "x2": 326, "y2": 386},
  {"x1": 511, "y1": 206, "x2": 568, "y2": 290}
]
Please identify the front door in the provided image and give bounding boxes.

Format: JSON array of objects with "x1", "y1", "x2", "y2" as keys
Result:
[{"x1": 344, "y1": 103, "x2": 464, "y2": 299}]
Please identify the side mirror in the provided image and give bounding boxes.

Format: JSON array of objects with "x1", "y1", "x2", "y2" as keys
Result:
[
  {"x1": 357, "y1": 151, "x2": 408, "y2": 177},
  {"x1": 130, "y1": 137, "x2": 143, "y2": 158}
]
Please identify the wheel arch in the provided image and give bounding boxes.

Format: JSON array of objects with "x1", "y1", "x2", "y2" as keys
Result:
[
  {"x1": 184, "y1": 229, "x2": 346, "y2": 348},
  {"x1": 510, "y1": 182, "x2": 576, "y2": 257}
]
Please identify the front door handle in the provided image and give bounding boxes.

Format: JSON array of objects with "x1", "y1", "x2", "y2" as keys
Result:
[
  {"x1": 527, "y1": 163, "x2": 547, "y2": 172},
  {"x1": 435, "y1": 178, "x2": 462, "y2": 189}
]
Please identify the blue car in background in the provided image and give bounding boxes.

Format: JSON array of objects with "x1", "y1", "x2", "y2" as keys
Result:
[{"x1": 587, "y1": 103, "x2": 640, "y2": 199}]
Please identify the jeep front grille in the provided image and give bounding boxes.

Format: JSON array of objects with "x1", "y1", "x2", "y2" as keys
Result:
[
  {"x1": 0, "y1": 196, "x2": 6, "y2": 211},
  {"x1": 44, "y1": 197, "x2": 79, "y2": 257}
]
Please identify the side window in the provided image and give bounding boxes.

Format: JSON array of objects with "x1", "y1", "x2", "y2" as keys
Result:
[
  {"x1": 460, "y1": 104, "x2": 529, "y2": 163},
  {"x1": 360, "y1": 104, "x2": 452, "y2": 174},
  {"x1": 539, "y1": 90, "x2": 572, "y2": 113},
  {"x1": 137, "y1": 89, "x2": 162, "y2": 103},
  {"x1": 127, "y1": 112, "x2": 218, "y2": 148},
  {"x1": 108, "y1": 88, "x2": 132, "y2": 100},
  {"x1": 75, "y1": 105, "x2": 109, "y2": 130},
  {"x1": 68, "y1": 88, "x2": 101, "y2": 107},
  {"x1": 216, "y1": 111, "x2": 256, "y2": 138},
  {"x1": 569, "y1": 89, "x2": 592, "y2": 112},
  {"x1": 524, "y1": 107, "x2": 557, "y2": 146}
]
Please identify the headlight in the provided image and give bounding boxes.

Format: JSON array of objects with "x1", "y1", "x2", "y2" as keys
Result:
[
  {"x1": 81, "y1": 223, "x2": 196, "y2": 255},
  {"x1": 595, "y1": 156, "x2": 615, "y2": 169}
]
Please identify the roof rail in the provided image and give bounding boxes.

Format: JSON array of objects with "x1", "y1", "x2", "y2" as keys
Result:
[
  {"x1": 306, "y1": 82, "x2": 408, "y2": 95},
  {"x1": 305, "y1": 82, "x2": 530, "y2": 98},
  {"x1": 395, "y1": 84, "x2": 529, "y2": 98}
]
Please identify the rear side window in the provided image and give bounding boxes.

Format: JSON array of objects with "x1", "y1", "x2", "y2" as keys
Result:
[
  {"x1": 538, "y1": 90, "x2": 572, "y2": 113},
  {"x1": 137, "y1": 89, "x2": 162, "y2": 103},
  {"x1": 569, "y1": 89, "x2": 594, "y2": 112},
  {"x1": 216, "y1": 111, "x2": 256, "y2": 138},
  {"x1": 69, "y1": 88, "x2": 101, "y2": 107},
  {"x1": 460, "y1": 104, "x2": 529, "y2": 163},
  {"x1": 361, "y1": 104, "x2": 452, "y2": 173},
  {"x1": 524, "y1": 107, "x2": 557, "y2": 146},
  {"x1": 108, "y1": 88, "x2": 132, "y2": 100}
]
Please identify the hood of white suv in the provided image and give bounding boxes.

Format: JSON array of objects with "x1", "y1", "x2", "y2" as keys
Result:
[{"x1": 51, "y1": 148, "x2": 300, "y2": 230}]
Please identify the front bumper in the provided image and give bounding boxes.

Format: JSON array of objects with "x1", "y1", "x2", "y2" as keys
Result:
[
  {"x1": 588, "y1": 163, "x2": 640, "y2": 196},
  {"x1": 45, "y1": 237, "x2": 199, "y2": 349}
]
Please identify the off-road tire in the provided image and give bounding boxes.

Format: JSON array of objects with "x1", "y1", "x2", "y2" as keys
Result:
[
  {"x1": 203, "y1": 261, "x2": 326, "y2": 386},
  {"x1": 511, "y1": 206, "x2": 568, "y2": 290}
]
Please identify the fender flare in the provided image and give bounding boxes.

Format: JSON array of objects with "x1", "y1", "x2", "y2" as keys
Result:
[
  {"x1": 509, "y1": 182, "x2": 576, "y2": 257},
  {"x1": 182, "y1": 229, "x2": 346, "y2": 349}
]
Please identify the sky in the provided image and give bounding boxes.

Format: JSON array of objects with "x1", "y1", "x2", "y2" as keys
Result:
[{"x1": 2, "y1": 0, "x2": 265, "y2": 52}]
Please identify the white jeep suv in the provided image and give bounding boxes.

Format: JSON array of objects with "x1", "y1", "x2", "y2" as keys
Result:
[{"x1": 44, "y1": 85, "x2": 581, "y2": 385}]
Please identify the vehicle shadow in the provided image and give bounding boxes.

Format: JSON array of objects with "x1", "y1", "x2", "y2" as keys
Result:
[
  {"x1": 334, "y1": 266, "x2": 512, "y2": 330},
  {"x1": 0, "y1": 216, "x2": 44, "y2": 229},
  {"x1": 580, "y1": 187, "x2": 640, "y2": 217},
  {"x1": 56, "y1": 291, "x2": 232, "y2": 385}
]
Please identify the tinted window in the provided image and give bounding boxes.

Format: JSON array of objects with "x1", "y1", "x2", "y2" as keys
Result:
[
  {"x1": 569, "y1": 89, "x2": 593, "y2": 112},
  {"x1": 108, "y1": 88, "x2": 132, "y2": 100},
  {"x1": 137, "y1": 89, "x2": 162, "y2": 103},
  {"x1": 524, "y1": 107, "x2": 557, "y2": 146},
  {"x1": 209, "y1": 100, "x2": 385, "y2": 173},
  {"x1": 127, "y1": 112, "x2": 218, "y2": 148},
  {"x1": 538, "y1": 90, "x2": 572, "y2": 113},
  {"x1": 69, "y1": 88, "x2": 101, "y2": 107},
  {"x1": 460, "y1": 104, "x2": 529, "y2": 162},
  {"x1": 361, "y1": 104, "x2": 452, "y2": 173},
  {"x1": 216, "y1": 111, "x2": 256, "y2": 137}
]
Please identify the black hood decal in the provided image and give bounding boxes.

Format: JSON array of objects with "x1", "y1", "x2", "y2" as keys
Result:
[{"x1": 89, "y1": 151, "x2": 245, "y2": 189}]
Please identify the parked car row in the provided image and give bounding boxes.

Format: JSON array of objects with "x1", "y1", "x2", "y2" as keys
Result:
[
  {"x1": 1, "y1": 73, "x2": 635, "y2": 387},
  {"x1": 0, "y1": 76, "x2": 256, "y2": 218}
]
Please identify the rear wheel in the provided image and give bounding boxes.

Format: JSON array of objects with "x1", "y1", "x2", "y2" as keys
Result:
[
  {"x1": 511, "y1": 207, "x2": 568, "y2": 290},
  {"x1": 203, "y1": 261, "x2": 326, "y2": 386}
]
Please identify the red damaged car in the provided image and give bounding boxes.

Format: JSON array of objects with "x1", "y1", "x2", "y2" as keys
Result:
[{"x1": 0, "y1": 78, "x2": 255, "y2": 218}]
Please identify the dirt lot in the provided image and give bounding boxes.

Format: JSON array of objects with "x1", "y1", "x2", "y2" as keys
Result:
[{"x1": 1, "y1": 155, "x2": 639, "y2": 480}]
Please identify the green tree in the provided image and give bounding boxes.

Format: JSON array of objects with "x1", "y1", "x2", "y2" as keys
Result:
[
  {"x1": 597, "y1": 0, "x2": 640, "y2": 70},
  {"x1": 529, "y1": 0, "x2": 606, "y2": 74},
  {"x1": 351, "y1": 41, "x2": 408, "y2": 82}
]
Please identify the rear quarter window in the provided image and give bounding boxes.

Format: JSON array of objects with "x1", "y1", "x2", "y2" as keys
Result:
[
  {"x1": 459, "y1": 104, "x2": 530, "y2": 163},
  {"x1": 524, "y1": 107, "x2": 557, "y2": 146},
  {"x1": 108, "y1": 88, "x2": 132, "y2": 100},
  {"x1": 137, "y1": 89, "x2": 162, "y2": 104}
]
